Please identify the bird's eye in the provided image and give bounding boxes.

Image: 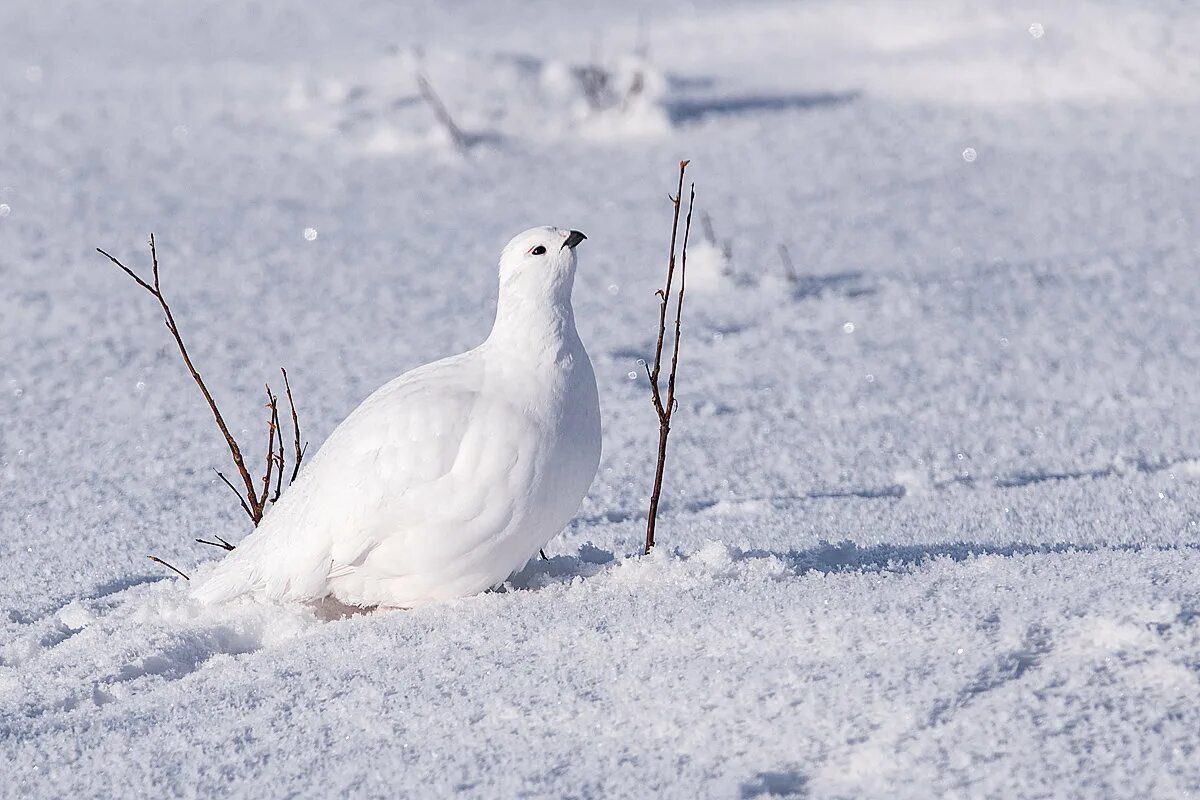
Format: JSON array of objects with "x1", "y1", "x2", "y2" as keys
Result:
[{"x1": 530, "y1": 245, "x2": 547, "y2": 256}]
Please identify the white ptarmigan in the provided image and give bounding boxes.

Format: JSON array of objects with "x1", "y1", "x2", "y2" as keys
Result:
[{"x1": 192, "y1": 227, "x2": 601, "y2": 608}]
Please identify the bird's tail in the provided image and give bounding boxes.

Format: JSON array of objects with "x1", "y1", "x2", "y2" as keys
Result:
[{"x1": 190, "y1": 554, "x2": 259, "y2": 605}]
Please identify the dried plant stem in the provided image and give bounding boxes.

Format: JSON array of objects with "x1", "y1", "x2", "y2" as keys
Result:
[
  {"x1": 98, "y1": 236, "x2": 311, "y2": 577},
  {"x1": 282, "y1": 368, "x2": 307, "y2": 484},
  {"x1": 195, "y1": 535, "x2": 235, "y2": 551},
  {"x1": 644, "y1": 160, "x2": 695, "y2": 555},
  {"x1": 147, "y1": 555, "x2": 190, "y2": 581},
  {"x1": 97, "y1": 236, "x2": 265, "y2": 523}
]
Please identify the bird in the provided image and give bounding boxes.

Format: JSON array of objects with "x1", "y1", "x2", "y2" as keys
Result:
[{"x1": 191, "y1": 227, "x2": 601, "y2": 608}]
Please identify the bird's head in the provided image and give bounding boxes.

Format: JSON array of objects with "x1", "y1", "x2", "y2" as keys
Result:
[{"x1": 497, "y1": 226, "x2": 587, "y2": 303}]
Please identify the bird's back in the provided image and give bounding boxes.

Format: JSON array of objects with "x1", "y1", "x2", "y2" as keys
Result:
[{"x1": 191, "y1": 340, "x2": 594, "y2": 607}]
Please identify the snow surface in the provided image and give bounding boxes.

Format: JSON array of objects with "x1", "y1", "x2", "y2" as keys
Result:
[{"x1": 2, "y1": 0, "x2": 1200, "y2": 797}]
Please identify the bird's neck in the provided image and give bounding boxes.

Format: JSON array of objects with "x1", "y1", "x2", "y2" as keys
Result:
[{"x1": 486, "y1": 281, "x2": 580, "y2": 362}]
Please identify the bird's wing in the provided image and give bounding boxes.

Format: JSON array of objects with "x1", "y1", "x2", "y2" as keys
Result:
[{"x1": 192, "y1": 351, "x2": 535, "y2": 603}]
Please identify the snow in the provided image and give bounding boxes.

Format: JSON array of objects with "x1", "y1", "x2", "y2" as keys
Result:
[{"x1": 3, "y1": 0, "x2": 1200, "y2": 797}]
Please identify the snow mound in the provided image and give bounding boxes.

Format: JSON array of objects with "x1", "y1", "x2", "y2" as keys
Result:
[{"x1": 285, "y1": 48, "x2": 672, "y2": 155}]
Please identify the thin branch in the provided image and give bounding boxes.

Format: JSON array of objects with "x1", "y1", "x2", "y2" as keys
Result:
[
  {"x1": 645, "y1": 162, "x2": 695, "y2": 556},
  {"x1": 98, "y1": 236, "x2": 264, "y2": 524},
  {"x1": 647, "y1": 160, "x2": 689, "y2": 420},
  {"x1": 273, "y1": 443, "x2": 285, "y2": 503},
  {"x1": 259, "y1": 385, "x2": 279, "y2": 508},
  {"x1": 416, "y1": 71, "x2": 469, "y2": 155},
  {"x1": 269, "y1": 386, "x2": 286, "y2": 503},
  {"x1": 281, "y1": 367, "x2": 305, "y2": 483},
  {"x1": 147, "y1": 555, "x2": 190, "y2": 581},
  {"x1": 96, "y1": 248, "x2": 155, "y2": 294},
  {"x1": 214, "y1": 468, "x2": 255, "y2": 523},
  {"x1": 663, "y1": 182, "x2": 695, "y2": 425},
  {"x1": 195, "y1": 536, "x2": 236, "y2": 551}
]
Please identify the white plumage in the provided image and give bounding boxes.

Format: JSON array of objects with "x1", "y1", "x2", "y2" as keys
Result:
[{"x1": 192, "y1": 227, "x2": 601, "y2": 608}]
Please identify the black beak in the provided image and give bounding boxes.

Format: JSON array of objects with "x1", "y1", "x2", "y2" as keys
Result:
[{"x1": 562, "y1": 230, "x2": 587, "y2": 250}]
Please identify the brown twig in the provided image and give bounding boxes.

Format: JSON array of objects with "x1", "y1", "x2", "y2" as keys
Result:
[
  {"x1": 214, "y1": 469, "x2": 254, "y2": 523},
  {"x1": 147, "y1": 555, "x2": 190, "y2": 580},
  {"x1": 644, "y1": 161, "x2": 695, "y2": 555},
  {"x1": 97, "y1": 236, "x2": 266, "y2": 524},
  {"x1": 281, "y1": 367, "x2": 306, "y2": 483},
  {"x1": 645, "y1": 161, "x2": 689, "y2": 419},
  {"x1": 195, "y1": 535, "x2": 235, "y2": 551},
  {"x1": 260, "y1": 382, "x2": 286, "y2": 504},
  {"x1": 416, "y1": 71, "x2": 469, "y2": 155},
  {"x1": 259, "y1": 385, "x2": 280, "y2": 509}
]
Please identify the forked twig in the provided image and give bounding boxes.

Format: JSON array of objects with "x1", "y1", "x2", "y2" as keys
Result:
[
  {"x1": 644, "y1": 161, "x2": 695, "y2": 555},
  {"x1": 195, "y1": 535, "x2": 236, "y2": 551},
  {"x1": 98, "y1": 236, "x2": 310, "y2": 570},
  {"x1": 97, "y1": 236, "x2": 265, "y2": 524}
]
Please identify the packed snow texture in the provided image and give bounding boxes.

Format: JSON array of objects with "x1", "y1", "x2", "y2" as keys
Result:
[{"x1": 2, "y1": 0, "x2": 1200, "y2": 797}]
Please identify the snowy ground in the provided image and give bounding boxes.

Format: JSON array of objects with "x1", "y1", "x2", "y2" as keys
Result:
[{"x1": 3, "y1": 0, "x2": 1200, "y2": 797}]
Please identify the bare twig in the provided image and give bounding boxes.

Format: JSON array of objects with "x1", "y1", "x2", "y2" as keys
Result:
[
  {"x1": 665, "y1": 184, "x2": 695, "y2": 424},
  {"x1": 98, "y1": 236, "x2": 310, "y2": 538},
  {"x1": 644, "y1": 161, "x2": 695, "y2": 555},
  {"x1": 272, "y1": 410, "x2": 286, "y2": 503},
  {"x1": 260, "y1": 382, "x2": 286, "y2": 504},
  {"x1": 195, "y1": 535, "x2": 236, "y2": 551},
  {"x1": 147, "y1": 555, "x2": 190, "y2": 580},
  {"x1": 647, "y1": 161, "x2": 688, "y2": 419},
  {"x1": 98, "y1": 237, "x2": 265, "y2": 524},
  {"x1": 259, "y1": 385, "x2": 280, "y2": 508},
  {"x1": 282, "y1": 367, "x2": 306, "y2": 483},
  {"x1": 214, "y1": 468, "x2": 254, "y2": 523},
  {"x1": 416, "y1": 71, "x2": 468, "y2": 155}
]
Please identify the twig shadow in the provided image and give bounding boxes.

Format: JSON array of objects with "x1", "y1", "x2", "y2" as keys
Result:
[
  {"x1": 667, "y1": 91, "x2": 859, "y2": 125},
  {"x1": 788, "y1": 270, "x2": 877, "y2": 300}
]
